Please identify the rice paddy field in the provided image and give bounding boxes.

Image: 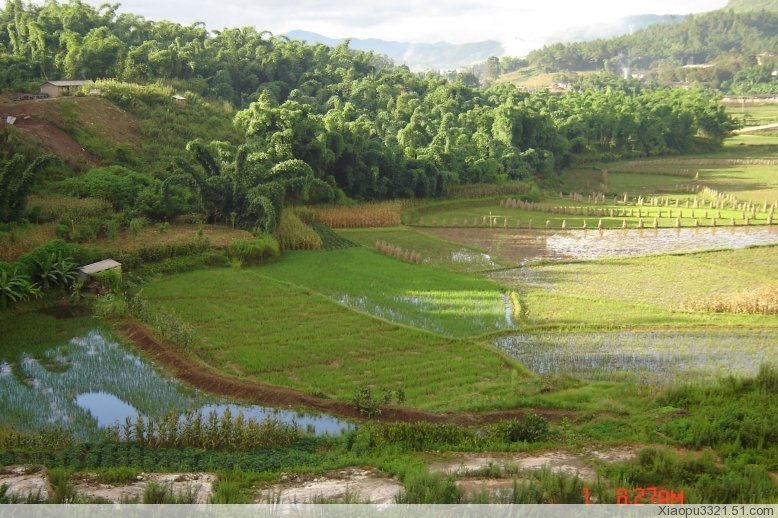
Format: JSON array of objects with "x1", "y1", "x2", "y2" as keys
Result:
[
  {"x1": 141, "y1": 261, "x2": 530, "y2": 412},
  {"x1": 725, "y1": 102, "x2": 778, "y2": 126},
  {"x1": 491, "y1": 245, "x2": 778, "y2": 329},
  {"x1": 494, "y1": 330, "x2": 778, "y2": 386},
  {"x1": 0, "y1": 312, "x2": 353, "y2": 439},
  {"x1": 330, "y1": 227, "x2": 505, "y2": 272}
]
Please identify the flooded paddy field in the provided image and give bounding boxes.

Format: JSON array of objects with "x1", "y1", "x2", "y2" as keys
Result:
[
  {"x1": 494, "y1": 330, "x2": 778, "y2": 385},
  {"x1": 421, "y1": 226, "x2": 778, "y2": 264},
  {"x1": 0, "y1": 320, "x2": 354, "y2": 440}
]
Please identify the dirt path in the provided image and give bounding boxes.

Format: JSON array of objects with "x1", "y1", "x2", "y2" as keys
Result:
[
  {"x1": 117, "y1": 320, "x2": 585, "y2": 425},
  {"x1": 733, "y1": 122, "x2": 778, "y2": 134}
]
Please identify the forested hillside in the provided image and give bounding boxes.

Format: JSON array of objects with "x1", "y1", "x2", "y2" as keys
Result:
[
  {"x1": 527, "y1": 10, "x2": 778, "y2": 71},
  {"x1": 0, "y1": 0, "x2": 735, "y2": 231}
]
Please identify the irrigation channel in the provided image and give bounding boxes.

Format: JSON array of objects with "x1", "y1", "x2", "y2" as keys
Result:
[
  {"x1": 0, "y1": 325, "x2": 354, "y2": 441},
  {"x1": 422, "y1": 225, "x2": 778, "y2": 264}
]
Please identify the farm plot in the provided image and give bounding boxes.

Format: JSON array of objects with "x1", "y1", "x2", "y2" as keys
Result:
[
  {"x1": 339, "y1": 227, "x2": 504, "y2": 272},
  {"x1": 490, "y1": 245, "x2": 778, "y2": 330},
  {"x1": 494, "y1": 330, "x2": 778, "y2": 385},
  {"x1": 142, "y1": 267, "x2": 528, "y2": 412},
  {"x1": 0, "y1": 328, "x2": 206, "y2": 439},
  {"x1": 411, "y1": 194, "x2": 775, "y2": 231},
  {"x1": 256, "y1": 248, "x2": 517, "y2": 337}
]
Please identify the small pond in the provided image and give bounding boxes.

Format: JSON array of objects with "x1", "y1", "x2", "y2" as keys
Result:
[
  {"x1": 0, "y1": 324, "x2": 354, "y2": 441},
  {"x1": 421, "y1": 226, "x2": 778, "y2": 264}
]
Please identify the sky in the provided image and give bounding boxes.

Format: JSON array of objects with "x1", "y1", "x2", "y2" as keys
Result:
[{"x1": 87, "y1": 0, "x2": 730, "y2": 55}]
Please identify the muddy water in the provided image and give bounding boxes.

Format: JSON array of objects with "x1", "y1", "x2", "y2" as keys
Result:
[
  {"x1": 0, "y1": 329, "x2": 354, "y2": 440},
  {"x1": 421, "y1": 226, "x2": 778, "y2": 264}
]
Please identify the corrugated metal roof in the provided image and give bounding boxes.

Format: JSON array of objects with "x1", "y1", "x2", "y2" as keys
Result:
[
  {"x1": 172, "y1": 95, "x2": 187, "y2": 100},
  {"x1": 44, "y1": 80, "x2": 93, "y2": 87},
  {"x1": 78, "y1": 259, "x2": 121, "y2": 275}
]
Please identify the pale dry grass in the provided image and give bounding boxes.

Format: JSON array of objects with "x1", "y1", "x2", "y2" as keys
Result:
[
  {"x1": 683, "y1": 285, "x2": 778, "y2": 315},
  {"x1": 375, "y1": 240, "x2": 422, "y2": 264}
]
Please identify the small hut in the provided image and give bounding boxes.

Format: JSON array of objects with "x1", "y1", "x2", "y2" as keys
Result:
[
  {"x1": 77, "y1": 259, "x2": 122, "y2": 282},
  {"x1": 172, "y1": 94, "x2": 187, "y2": 107}
]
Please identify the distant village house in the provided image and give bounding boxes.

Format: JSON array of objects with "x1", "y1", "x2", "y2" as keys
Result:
[{"x1": 39, "y1": 80, "x2": 94, "y2": 98}]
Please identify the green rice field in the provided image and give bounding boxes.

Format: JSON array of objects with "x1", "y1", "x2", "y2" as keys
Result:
[{"x1": 142, "y1": 263, "x2": 529, "y2": 412}]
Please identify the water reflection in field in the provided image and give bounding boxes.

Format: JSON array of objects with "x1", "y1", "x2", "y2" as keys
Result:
[
  {"x1": 0, "y1": 329, "x2": 354, "y2": 440},
  {"x1": 495, "y1": 330, "x2": 778, "y2": 384},
  {"x1": 422, "y1": 226, "x2": 778, "y2": 264}
]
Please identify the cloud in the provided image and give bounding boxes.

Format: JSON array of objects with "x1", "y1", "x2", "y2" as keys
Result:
[{"x1": 84, "y1": 0, "x2": 728, "y2": 54}]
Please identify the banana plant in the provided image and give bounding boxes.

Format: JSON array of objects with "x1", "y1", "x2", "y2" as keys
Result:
[
  {"x1": 0, "y1": 268, "x2": 39, "y2": 309},
  {"x1": 33, "y1": 252, "x2": 77, "y2": 290}
]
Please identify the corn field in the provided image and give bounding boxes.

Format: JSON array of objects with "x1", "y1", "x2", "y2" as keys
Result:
[
  {"x1": 275, "y1": 212, "x2": 322, "y2": 251},
  {"x1": 313, "y1": 201, "x2": 408, "y2": 228},
  {"x1": 106, "y1": 409, "x2": 300, "y2": 450}
]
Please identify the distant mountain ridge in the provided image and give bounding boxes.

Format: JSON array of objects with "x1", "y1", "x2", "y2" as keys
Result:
[
  {"x1": 547, "y1": 14, "x2": 686, "y2": 44},
  {"x1": 285, "y1": 30, "x2": 503, "y2": 71}
]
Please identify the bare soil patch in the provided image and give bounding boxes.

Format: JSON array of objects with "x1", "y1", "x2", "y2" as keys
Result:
[
  {"x1": 1, "y1": 116, "x2": 98, "y2": 167},
  {"x1": 0, "y1": 465, "x2": 51, "y2": 501},
  {"x1": 256, "y1": 468, "x2": 401, "y2": 504},
  {"x1": 428, "y1": 446, "x2": 639, "y2": 482},
  {"x1": 73, "y1": 472, "x2": 215, "y2": 503}
]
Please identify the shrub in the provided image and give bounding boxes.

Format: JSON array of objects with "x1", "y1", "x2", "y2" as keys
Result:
[
  {"x1": 59, "y1": 166, "x2": 156, "y2": 212},
  {"x1": 352, "y1": 386, "x2": 406, "y2": 417},
  {"x1": 139, "y1": 251, "x2": 229, "y2": 276},
  {"x1": 225, "y1": 236, "x2": 280, "y2": 266},
  {"x1": 112, "y1": 238, "x2": 211, "y2": 269},
  {"x1": 501, "y1": 414, "x2": 550, "y2": 443},
  {"x1": 365, "y1": 422, "x2": 477, "y2": 451},
  {"x1": 395, "y1": 471, "x2": 461, "y2": 504}
]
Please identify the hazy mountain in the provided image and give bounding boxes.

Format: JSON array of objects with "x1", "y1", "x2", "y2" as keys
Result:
[
  {"x1": 547, "y1": 14, "x2": 685, "y2": 44},
  {"x1": 726, "y1": 0, "x2": 778, "y2": 10},
  {"x1": 286, "y1": 30, "x2": 503, "y2": 70}
]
